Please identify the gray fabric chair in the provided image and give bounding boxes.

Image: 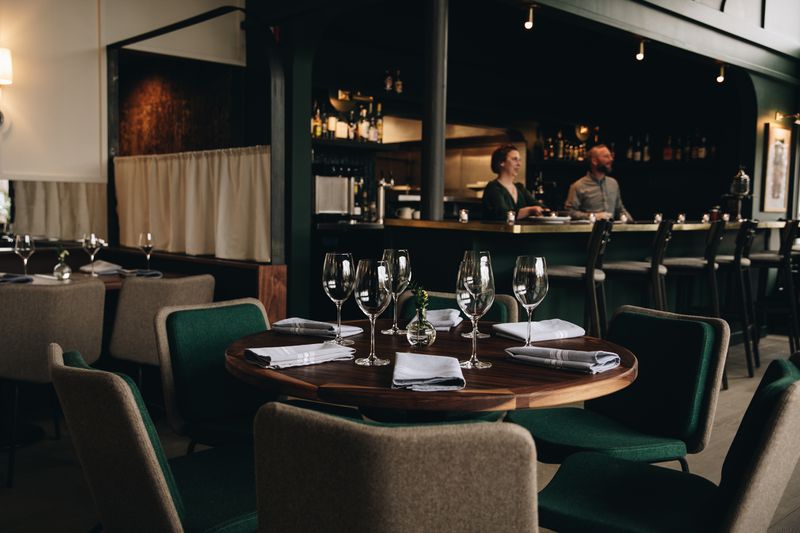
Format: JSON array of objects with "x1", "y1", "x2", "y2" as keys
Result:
[
  {"x1": 536, "y1": 354, "x2": 800, "y2": 533},
  {"x1": 49, "y1": 343, "x2": 256, "y2": 533},
  {"x1": 0, "y1": 280, "x2": 105, "y2": 488},
  {"x1": 254, "y1": 402, "x2": 538, "y2": 533}
]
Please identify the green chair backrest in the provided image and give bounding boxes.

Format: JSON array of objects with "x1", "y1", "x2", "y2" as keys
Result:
[
  {"x1": 720, "y1": 358, "x2": 800, "y2": 498},
  {"x1": 587, "y1": 309, "x2": 715, "y2": 444},
  {"x1": 61, "y1": 350, "x2": 186, "y2": 524},
  {"x1": 166, "y1": 303, "x2": 268, "y2": 424},
  {"x1": 399, "y1": 293, "x2": 511, "y2": 323}
]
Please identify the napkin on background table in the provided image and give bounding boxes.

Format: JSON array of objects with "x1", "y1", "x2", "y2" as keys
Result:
[
  {"x1": 492, "y1": 319, "x2": 585, "y2": 342},
  {"x1": 79, "y1": 260, "x2": 122, "y2": 275},
  {"x1": 0, "y1": 273, "x2": 33, "y2": 284},
  {"x1": 505, "y1": 346, "x2": 620, "y2": 374},
  {"x1": 391, "y1": 352, "x2": 466, "y2": 391},
  {"x1": 244, "y1": 342, "x2": 355, "y2": 369},
  {"x1": 120, "y1": 269, "x2": 164, "y2": 278},
  {"x1": 410, "y1": 308, "x2": 463, "y2": 331},
  {"x1": 272, "y1": 317, "x2": 363, "y2": 338}
]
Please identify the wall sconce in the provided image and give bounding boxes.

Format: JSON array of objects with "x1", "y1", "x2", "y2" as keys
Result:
[
  {"x1": 523, "y1": 5, "x2": 534, "y2": 30},
  {"x1": 635, "y1": 40, "x2": 645, "y2": 61},
  {"x1": 0, "y1": 48, "x2": 13, "y2": 127},
  {"x1": 775, "y1": 111, "x2": 800, "y2": 125},
  {"x1": 716, "y1": 64, "x2": 725, "y2": 83}
]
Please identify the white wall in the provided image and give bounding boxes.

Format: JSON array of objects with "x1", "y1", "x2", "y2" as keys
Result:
[{"x1": 0, "y1": 0, "x2": 244, "y2": 185}]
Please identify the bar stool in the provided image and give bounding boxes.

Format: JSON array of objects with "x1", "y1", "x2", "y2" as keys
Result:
[
  {"x1": 548, "y1": 220, "x2": 613, "y2": 337},
  {"x1": 751, "y1": 219, "x2": 800, "y2": 354},
  {"x1": 662, "y1": 220, "x2": 726, "y2": 317},
  {"x1": 715, "y1": 220, "x2": 759, "y2": 377},
  {"x1": 603, "y1": 219, "x2": 674, "y2": 311}
]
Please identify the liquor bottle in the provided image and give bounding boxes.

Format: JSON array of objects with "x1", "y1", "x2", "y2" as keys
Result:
[
  {"x1": 347, "y1": 111, "x2": 356, "y2": 140},
  {"x1": 325, "y1": 111, "x2": 338, "y2": 140},
  {"x1": 642, "y1": 134, "x2": 651, "y2": 162},
  {"x1": 556, "y1": 130, "x2": 565, "y2": 160},
  {"x1": 321, "y1": 109, "x2": 329, "y2": 139},
  {"x1": 626, "y1": 136, "x2": 634, "y2": 160},
  {"x1": 609, "y1": 141, "x2": 616, "y2": 158},
  {"x1": 633, "y1": 138, "x2": 642, "y2": 162},
  {"x1": 674, "y1": 137, "x2": 683, "y2": 161},
  {"x1": 592, "y1": 126, "x2": 601, "y2": 146},
  {"x1": 375, "y1": 103, "x2": 384, "y2": 143},
  {"x1": 662, "y1": 136, "x2": 673, "y2": 161},
  {"x1": 690, "y1": 133, "x2": 699, "y2": 160},
  {"x1": 384, "y1": 70, "x2": 393, "y2": 91},
  {"x1": 311, "y1": 105, "x2": 322, "y2": 139},
  {"x1": 358, "y1": 106, "x2": 370, "y2": 142},
  {"x1": 394, "y1": 69, "x2": 403, "y2": 94},
  {"x1": 697, "y1": 136, "x2": 707, "y2": 159},
  {"x1": 368, "y1": 116, "x2": 378, "y2": 142},
  {"x1": 352, "y1": 177, "x2": 363, "y2": 218},
  {"x1": 682, "y1": 136, "x2": 691, "y2": 161},
  {"x1": 544, "y1": 137, "x2": 553, "y2": 160}
]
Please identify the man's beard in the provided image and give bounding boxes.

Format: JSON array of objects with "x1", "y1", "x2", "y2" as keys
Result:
[{"x1": 597, "y1": 164, "x2": 611, "y2": 174}]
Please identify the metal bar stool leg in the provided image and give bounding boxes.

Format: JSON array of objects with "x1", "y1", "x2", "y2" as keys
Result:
[
  {"x1": 781, "y1": 263, "x2": 800, "y2": 353},
  {"x1": 743, "y1": 270, "x2": 761, "y2": 368},
  {"x1": 736, "y1": 267, "x2": 755, "y2": 377},
  {"x1": 596, "y1": 281, "x2": 608, "y2": 338}
]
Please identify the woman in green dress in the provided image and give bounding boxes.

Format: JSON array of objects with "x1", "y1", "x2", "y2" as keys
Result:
[{"x1": 482, "y1": 144, "x2": 546, "y2": 221}]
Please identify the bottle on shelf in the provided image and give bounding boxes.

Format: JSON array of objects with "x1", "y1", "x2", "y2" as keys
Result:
[
  {"x1": 325, "y1": 111, "x2": 338, "y2": 140},
  {"x1": 633, "y1": 137, "x2": 642, "y2": 162},
  {"x1": 368, "y1": 116, "x2": 378, "y2": 142},
  {"x1": 697, "y1": 136, "x2": 707, "y2": 159},
  {"x1": 689, "y1": 133, "x2": 698, "y2": 160},
  {"x1": 592, "y1": 126, "x2": 601, "y2": 146},
  {"x1": 642, "y1": 133, "x2": 651, "y2": 163},
  {"x1": 384, "y1": 70, "x2": 393, "y2": 92},
  {"x1": 394, "y1": 69, "x2": 403, "y2": 94},
  {"x1": 609, "y1": 141, "x2": 616, "y2": 158},
  {"x1": 357, "y1": 106, "x2": 370, "y2": 142},
  {"x1": 556, "y1": 130, "x2": 565, "y2": 160},
  {"x1": 662, "y1": 135, "x2": 673, "y2": 161},
  {"x1": 544, "y1": 137, "x2": 554, "y2": 160},
  {"x1": 347, "y1": 110, "x2": 356, "y2": 140},
  {"x1": 674, "y1": 137, "x2": 683, "y2": 162},
  {"x1": 321, "y1": 108, "x2": 329, "y2": 139},
  {"x1": 626, "y1": 135, "x2": 634, "y2": 160},
  {"x1": 311, "y1": 103, "x2": 323, "y2": 139},
  {"x1": 375, "y1": 103, "x2": 384, "y2": 143}
]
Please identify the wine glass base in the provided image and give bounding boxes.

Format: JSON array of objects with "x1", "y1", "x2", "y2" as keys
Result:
[
  {"x1": 90, "y1": 272, "x2": 99, "y2": 277},
  {"x1": 461, "y1": 331, "x2": 490, "y2": 339},
  {"x1": 333, "y1": 338, "x2": 355, "y2": 346},
  {"x1": 355, "y1": 357, "x2": 390, "y2": 366},
  {"x1": 381, "y1": 327, "x2": 408, "y2": 335},
  {"x1": 459, "y1": 359, "x2": 492, "y2": 369}
]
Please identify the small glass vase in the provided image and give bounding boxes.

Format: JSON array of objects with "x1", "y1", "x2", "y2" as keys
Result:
[
  {"x1": 53, "y1": 261, "x2": 71, "y2": 281},
  {"x1": 406, "y1": 308, "x2": 436, "y2": 348}
]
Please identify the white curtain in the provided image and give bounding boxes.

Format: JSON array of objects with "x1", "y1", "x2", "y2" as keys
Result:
[
  {"x1": 13, "y1": 181, "x2": 107, "y2": 240},
  {"x1": 113, "y1": 146, "x2": 271, "y2": 262}
]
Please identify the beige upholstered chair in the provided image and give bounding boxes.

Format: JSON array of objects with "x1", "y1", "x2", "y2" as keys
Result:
[
  {"x1": 254, "y1": 402, "x2": 538, "y2": 533},
  {"x1": 49, "y1": 344, "x2": 256, "y2": 533},
  {"x1": 0, "y1": 280, "x2": 105, "y2": 487},
  {"x1": 109, "y1": 275, "x2": 215, "y2": 381}
]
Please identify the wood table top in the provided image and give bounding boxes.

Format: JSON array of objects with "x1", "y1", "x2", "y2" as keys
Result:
[{"x1": 225, "y1": 319, "x2": 637, "y2": 413}]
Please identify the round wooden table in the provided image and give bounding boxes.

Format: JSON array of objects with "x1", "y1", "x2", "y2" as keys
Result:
[{"x1": 225, "y1": 319, "x2": 637, "y2": 413}]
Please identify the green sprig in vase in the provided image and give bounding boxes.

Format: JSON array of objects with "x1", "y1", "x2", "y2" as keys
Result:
[{"x1": 406, "y1": 285, "x2": 436, "y2": 348}]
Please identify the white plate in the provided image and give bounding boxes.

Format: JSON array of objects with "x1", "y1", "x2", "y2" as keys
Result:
[{"x1": 529, "y1": 216, "x2": 571, "y2": 224}]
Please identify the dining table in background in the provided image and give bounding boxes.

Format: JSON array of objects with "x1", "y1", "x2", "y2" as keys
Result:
[{"x1": 225, "y1": 319, "x2": 637, "y2": 414}]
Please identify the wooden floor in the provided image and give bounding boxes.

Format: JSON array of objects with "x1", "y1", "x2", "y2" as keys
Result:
[{"x1": 2, "y1": 335, "x2": 800, "y2": 532}]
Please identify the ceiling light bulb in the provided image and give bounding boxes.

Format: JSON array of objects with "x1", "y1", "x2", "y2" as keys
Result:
[
  {"x1": 776, "y1": 111, "x2": 785, "y2": 121},
  {"x1": 635, "y1": 40, "x2": 644, "y2": 61},
  {"x1": 524, "y1": 6, "x2": 534, "y2": 30},
  {"x1": 716, "y1": 64, "x2": 725, "y2": 83}
]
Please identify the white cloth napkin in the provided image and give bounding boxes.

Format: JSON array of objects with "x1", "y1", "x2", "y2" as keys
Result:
[
  {"x1": 506, "y1": 346, "x2": 620, "y2": 374},
  {"x1": 79, "y1": 260, "x2": 121, "y2": 275},
  {"x1": 492, "y1": 319, "x2": 585, "y2": 342},
  {"x1": 272, "y1": 317, "x2": 363, "y2": 338},
  {"x1": 392, "y1": 352, "x2": 466, "y2": 391},
  {"x1": 409, "y1": 308, "x2": 463, "y2": 331},
  {"x1": 244, "y1": 342, "x2": 354, "y2": 369}
]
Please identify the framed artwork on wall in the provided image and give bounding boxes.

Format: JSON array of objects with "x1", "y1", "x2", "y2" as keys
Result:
[{"x1": 762, "y1": 123, "x2": 792, "y2": 213}]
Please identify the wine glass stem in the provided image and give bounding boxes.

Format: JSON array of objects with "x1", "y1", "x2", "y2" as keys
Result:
[
  {"x1": 335, "y1": 301, "x2": 343, "y2": 343},
  {"x1": 369, "y1": 315, "x2": 377, "y2": 361},
  {"x1": 146, "y1": 254, "x2": 151, "y2": 270},
  {"x1": 526, "y1": 308, "x2": 533, "y2": 345},
  {"x1": 471, "y1": 317, "x2": 478, "y2": 363},
  {"x1": 90, "y1": 254, "x2": 96, "y2": 276},
  {"x1": 392, "y1": 293, "x2": 399, "y2": 331},
  {"x1": 22, "y1": 258, "x2": 27, "y2": 276}
]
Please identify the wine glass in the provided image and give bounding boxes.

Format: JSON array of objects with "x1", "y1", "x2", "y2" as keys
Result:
[
  {"x1": 82, "y1": 233, "x2": 103, "y2": 277},
  {"x1": 353, "y1": 259, "x2": 392, "y2": 366},
  {"x1": 381, "y1": 249, "x2": 411, "y2": 336},
  {"x1": 322, "y1": 253, "x2": 356, "y2": 346},
  {"x1": 458, "y1": 251, "x2": 495, "y2": 369},
  {"x1": 13, "y1": 234, "x2": 35, "y2": 276},
  {"x1": 513, "y1": 256, "x2": 549, "y2": 346},
  {"x1": 138, "y1": 232, "x2": 154, "y2": 270}
]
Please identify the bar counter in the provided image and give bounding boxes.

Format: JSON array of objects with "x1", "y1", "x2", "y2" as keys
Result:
[{"x1": 383, "y1": 219, "x2": 786, "y2": 233}]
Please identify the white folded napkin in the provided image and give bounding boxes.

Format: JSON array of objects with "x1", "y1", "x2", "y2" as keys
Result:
[
  {"x1": 272, "y1": 317, "x2": 363, "y2": 338},
  {"x1": 79, "y1": 260, "x2": 121, "y2": 275},
  {"x1": 506, "y1": 346, "x2": 620, "y2": 374},
  {"x1": 392, "y1": 352, "x2": 466, "y2": 391},
  {"x1": 409, "y1": 308, "x2": 464, "y2": 331},
  {"x1": 244, "y1": 342, "x2": 354, "y2": 369},
  {"x1": 492, "y1": 319, "x2": 585, "y2": 342}
]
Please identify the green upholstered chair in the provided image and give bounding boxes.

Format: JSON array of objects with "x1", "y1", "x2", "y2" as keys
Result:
[
  {"x1": 397, "y1": 289, "x2": 519, "y2": 323},
  {"x1": 254, "y1": 402, "x2": 538, "y2": 533},
  {"x1": 155, "y1": 298, "x2": 277, "y2": 452},
  {"x1": 536, "y1": 355, "x2": 800, "y2": 533},
  {"x1": 49, "y1": 343, "x2": 256, "y2": 533},
  {"x1": 506, "y1": 305, "x2": 729, "y2": 471}
]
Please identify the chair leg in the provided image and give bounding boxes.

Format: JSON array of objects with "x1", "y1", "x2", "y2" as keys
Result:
[
  {"x1": 743, "y1": 270, "x2": 761, "y2": 368},
  {"x1": 678, "y1": 457, "x2": 690, "y2": 473},
  {"x1": 586, "y1": 280, "x2": 600, "y2": 338},
  {"x1": 596, "y1": 282, "x2": 608, "y2": 339},
  {"x1": 736, "y1": 268, "x2": 755, "y2": 378},
  {"x1": 707, "y1": 266, "x2": 721, "y2": 318},
  {"x1": 6, "y1": 381, "x2": 18, "y2": 488},
  {"x1": 658, "y1": 275, "x2": 668, "y2": 311},
  {"x1": 50, "y1": 386, "x2": 61, "y2": 440}
]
